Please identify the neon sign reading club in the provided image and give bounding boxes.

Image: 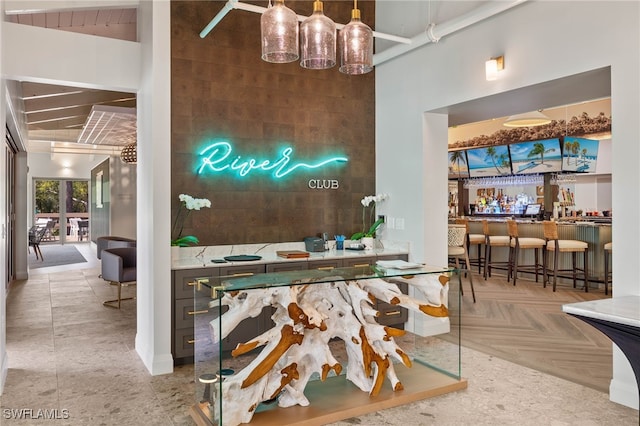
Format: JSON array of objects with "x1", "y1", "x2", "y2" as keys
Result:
[{"x1": 197, "y1": 142, "x2": 348, "y2": 182}]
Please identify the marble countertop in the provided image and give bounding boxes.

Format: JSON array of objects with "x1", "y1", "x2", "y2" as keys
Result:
[
  {"x1": 562, "y1": 296, "x2": 640, "y2": 328},
  {"x1": 172, "y1": 240, "x2": 410, "y2": 270}
]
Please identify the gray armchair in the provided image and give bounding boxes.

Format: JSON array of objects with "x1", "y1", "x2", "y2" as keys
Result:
[
  {"x1": 101, "y1": 247, "x2": 137, "y2": 309},
  {"x1": 96, "y1": 236, "x2": 137, "y2": 259}
]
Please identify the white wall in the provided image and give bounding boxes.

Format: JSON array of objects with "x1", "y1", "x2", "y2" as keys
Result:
[
  {"x1": 0, "y1": 0, "x2": 7, "y2": 394},
  {"x1": 377, "y1": 1, "x2": 639, "y2": 409}
]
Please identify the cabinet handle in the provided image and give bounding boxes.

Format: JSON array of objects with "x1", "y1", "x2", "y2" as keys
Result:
[
  {"x1": 352, "y1": 263, "x2": 370, "y2": 268},
  {"x1": 187, "y1": 339, "x2": 196, "y2": 344},
  {"x1": 316, "y1": 266, "x2": 335, "y2": 270},
  {"x1": 384, "y1": 310, "x2": 401, "y2": 316},
  {"x1": 187, "y1": 278, "x2": 209, "y2": 289},
  {"x1": 188, "y1": 309, "x2": 209, "y2": 315},
  {"x1": 231, "y1": 272, "x2": 254, "y2": 277}
]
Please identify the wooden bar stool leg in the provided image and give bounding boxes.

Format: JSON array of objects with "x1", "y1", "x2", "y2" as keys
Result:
[
  {"x1": 543, "y1": 247, "x2": 548, "y2": 288},
  {"x1": 604, "y1": 250, "x2": 610, "y2": 295},
  {"x1": 553, "y1": 250, "x2": 559, "y2": 292},
  {"x1": 584, "y1": 250, "x2": 589, "y2": 293},
  {"x1": 464, "y1": 250, "x2": 476, "y2": 303},
  {"x1": 534, "y1": 248, "x2": 540, "y2": 282},
  {"x1": 513, "y1": 245, "x2": 520, "y2": 286},
  {"x1": 572, "y1": 252, "x2": 578, "y2": 288}
]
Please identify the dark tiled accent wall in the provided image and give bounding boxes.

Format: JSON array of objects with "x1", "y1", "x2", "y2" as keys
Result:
[{"x1": 171, "y1": 1, "x2": 375, "y2": 245}]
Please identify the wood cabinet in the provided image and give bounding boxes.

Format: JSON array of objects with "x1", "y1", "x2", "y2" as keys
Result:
[
  {"x1": 172, "y1": 252, "x2": 410, "y2": 364},
  {"x1": 172, "y1": 268, "x2": 219, "y2": 364}
]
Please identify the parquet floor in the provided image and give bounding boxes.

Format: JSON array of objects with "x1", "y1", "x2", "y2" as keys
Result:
[{"x1": 443, "y1": 270, "x2": 614, "y2": 392}]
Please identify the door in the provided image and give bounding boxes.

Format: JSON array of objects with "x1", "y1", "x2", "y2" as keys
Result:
[{"x1": 34, "y1": 179, "x2": 89, "y2": 244}]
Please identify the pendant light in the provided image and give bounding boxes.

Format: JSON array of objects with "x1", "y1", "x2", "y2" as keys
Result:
[
  {"x1": 339, "y1": 0, "x2": 373, "y2": 75},
  {"x1": 261, "y1": 0, "x2": 299, "y2": 63},
  {"x1": 120, "y1": 142, "x2": 137, "y2": 164},
  {"x1": 503, "y1": 111, "x2": 552, "y2": 128},
  {"x1": 300, "y1": 0, "x2": 336, "y2": 69}
]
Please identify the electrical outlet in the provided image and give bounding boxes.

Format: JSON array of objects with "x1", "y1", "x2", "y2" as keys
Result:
[
  {"x1": 378, "y1": 214, "x2": 386, "y2": 223},
  {"x1": 396, "y1": 218, "x2": 405, "y2": 230}
]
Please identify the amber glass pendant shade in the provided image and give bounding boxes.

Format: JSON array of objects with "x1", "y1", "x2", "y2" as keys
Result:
[
  {"x1": 261, "y1": 0, "x2": 299, "y2": 63},
  {"x1": 300, "y1": 0, "x2": 336, "y2": 69}
]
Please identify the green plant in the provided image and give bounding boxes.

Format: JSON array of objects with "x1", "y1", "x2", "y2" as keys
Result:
[
  {"x1": 350, "y1": 193, "x2": 389, "y2": 240},
  {"x1": 171, "y1": 194, "x2": 211, "y2": 246}
]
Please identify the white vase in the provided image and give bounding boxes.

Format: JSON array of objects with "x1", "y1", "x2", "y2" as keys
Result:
[{"x1": 361, "y1": 237, "x2": 374, "y2": 250}]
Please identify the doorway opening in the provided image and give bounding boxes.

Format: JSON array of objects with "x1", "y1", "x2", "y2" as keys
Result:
[{"x1": 34, "y1": 179, "x2": 89, "y2": 244}]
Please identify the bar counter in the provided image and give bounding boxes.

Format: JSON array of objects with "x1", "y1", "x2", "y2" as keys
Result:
[{"x1": 461, "y1": 217, "x2": 612, "y2": 286}]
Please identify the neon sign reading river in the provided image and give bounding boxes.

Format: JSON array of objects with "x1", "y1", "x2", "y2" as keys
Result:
[{"x1": 196, "y1": 141, "x2": 348, "y2": 178}]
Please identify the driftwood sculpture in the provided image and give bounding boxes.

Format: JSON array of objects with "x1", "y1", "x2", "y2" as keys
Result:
[{"x1": 209, "y1": 272, "x2": 450, "y2": 426}]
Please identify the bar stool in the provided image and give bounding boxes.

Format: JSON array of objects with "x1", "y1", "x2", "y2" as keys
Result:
[
  {"x1": 604, "y1": 241, "x2": 612, "y2": 295},
  {"x1": 448, "y1": 224, "x2": 476, "y2": 303},
  {"x1": 542, "y1": 221, "x2": 589, "y2": 292},
  {"x1": 506, "y1": 219, "x2": 545, "y2": 287},
  {"x1": 456, "y1": 217, "x2": 484, "y2": 274},
  {"x1": 483, "y1": 220, "x2": 511, "y2": 279}
]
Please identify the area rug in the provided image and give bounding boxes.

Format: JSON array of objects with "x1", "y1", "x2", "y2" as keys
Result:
[{"x1": 28, "y1": 245, "x2": 88, "y2": 269}]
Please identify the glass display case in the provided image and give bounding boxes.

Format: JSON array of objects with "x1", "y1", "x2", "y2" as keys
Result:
[{"x1": 189, "y1": 264, "x2": 465, "y2": 426}]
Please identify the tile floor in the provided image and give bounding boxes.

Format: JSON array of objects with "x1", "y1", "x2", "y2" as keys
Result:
[{"x1": 0, "y1": 248, "x2": 638, "y2": 425}]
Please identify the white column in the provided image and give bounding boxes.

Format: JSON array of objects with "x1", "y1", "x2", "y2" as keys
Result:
[{"x1": 134, "y1": 0, "x2": 173, "y2": 375}]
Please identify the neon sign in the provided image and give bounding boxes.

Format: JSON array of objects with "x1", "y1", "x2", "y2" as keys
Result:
[{"x1": 197, "y1": 142, "x2": 348, "y2": 179}]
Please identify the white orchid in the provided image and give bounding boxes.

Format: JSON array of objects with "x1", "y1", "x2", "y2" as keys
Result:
[
  {"x1": 352, "y1": 193, "x2": 390, "y2": 240},
  {"x1": 172, "y1": 194, "x2": 212, "y2": 246},
  {"x1": 179, "y1": 193, "x2": 212, "y2": 211}
]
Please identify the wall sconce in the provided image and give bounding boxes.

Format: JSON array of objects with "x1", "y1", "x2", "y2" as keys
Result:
[{"x1": 485, "y1": 56, "x2": 504, "y2": 81}]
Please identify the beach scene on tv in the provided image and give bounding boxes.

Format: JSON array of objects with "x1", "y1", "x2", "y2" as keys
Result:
[
  {"x1": 508, "y1": 138, "x2": 562, "y2": 174},
  {"x1": 466, "y1": 145, "x2": 512, "y2": 177},
  {"x1": 562, "y1": 137, "x2": 599, "y2": 172},
  {"x1": 448, "y1": 151, "x2": 470, "y2": 179}
]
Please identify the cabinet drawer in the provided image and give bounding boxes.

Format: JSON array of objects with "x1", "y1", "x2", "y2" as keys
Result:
[
  {"x1": 174, "y1": 327, "x2": 195, "y2": 359},
  {"x1": 308, "y1": 259, "x2": 342, "y2": 270},
  {"x1": 376, "y1": 303, "x2": 408, "y2": 326},
  {"x1": 218, "y1": 264, "x2": 266, "y2": 277},
  {"x1": 266, "y1": 262, "x2": 308, "y2": 273},
  {"x1": 376, "y1": 253, "x2": 409, "y2": 262},
  {"x1": 175, "y1": 298, "x2": 210, "y2": 330},
  {"x1": 173, "y1": 269, "x2": 219, "y2": 300},
  {"x1": 342, "y1": 256, "x2": 375, "y2": 268}
]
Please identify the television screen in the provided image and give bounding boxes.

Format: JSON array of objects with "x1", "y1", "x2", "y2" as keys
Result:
[
  {"x1": 466, "y1": 145, "x2": 512, "y2": 177},
  {"x1": 508, "y1": 138, "x2": 562, "y2": 175},
  {"x1": 448, "y1": 150, "x2": 469, "y2": 179},
  {"x1": 562, "y1": 137, "x2": 599, "y2": 172},
  {"x1": 524, "y1": 204, "x2": 541, "y2": 216}
]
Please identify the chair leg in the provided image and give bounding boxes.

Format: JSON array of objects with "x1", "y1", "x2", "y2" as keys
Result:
[
  {"x1": 604, "y1": 251, "x2": 610, "y2": 295},
  {"x1": 583, "y1": 250, "x2": 589, "y2": 293},
  {"x1": 454, "y1": 258, "x2": 464, "y2": 297},
  {"x1": 513, "y1": 245, "x2": 520, "y2": 286},
  {"x1": 484, "y1": 245, "x2": 490, "y2": 280},
  {"x1": 464, "y1": 251, "x2": 476, "y2": 303},
  {"x1": 103, "y1": 282, "x2": 134, "y2": 309},
  {"x1": 552, "y1": 250, "x2": 559, "y2": 292},
  {"x1": 543, "y1": 247, "x2": 548, "y2": 288},
  {"x1": 572, "y1": 252, "x2": 578, "y2": 288}
]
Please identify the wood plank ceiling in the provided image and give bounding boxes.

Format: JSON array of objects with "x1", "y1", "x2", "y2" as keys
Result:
[{"x1": 6, "y1": 7, "x2": 138, "y2": 153}]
